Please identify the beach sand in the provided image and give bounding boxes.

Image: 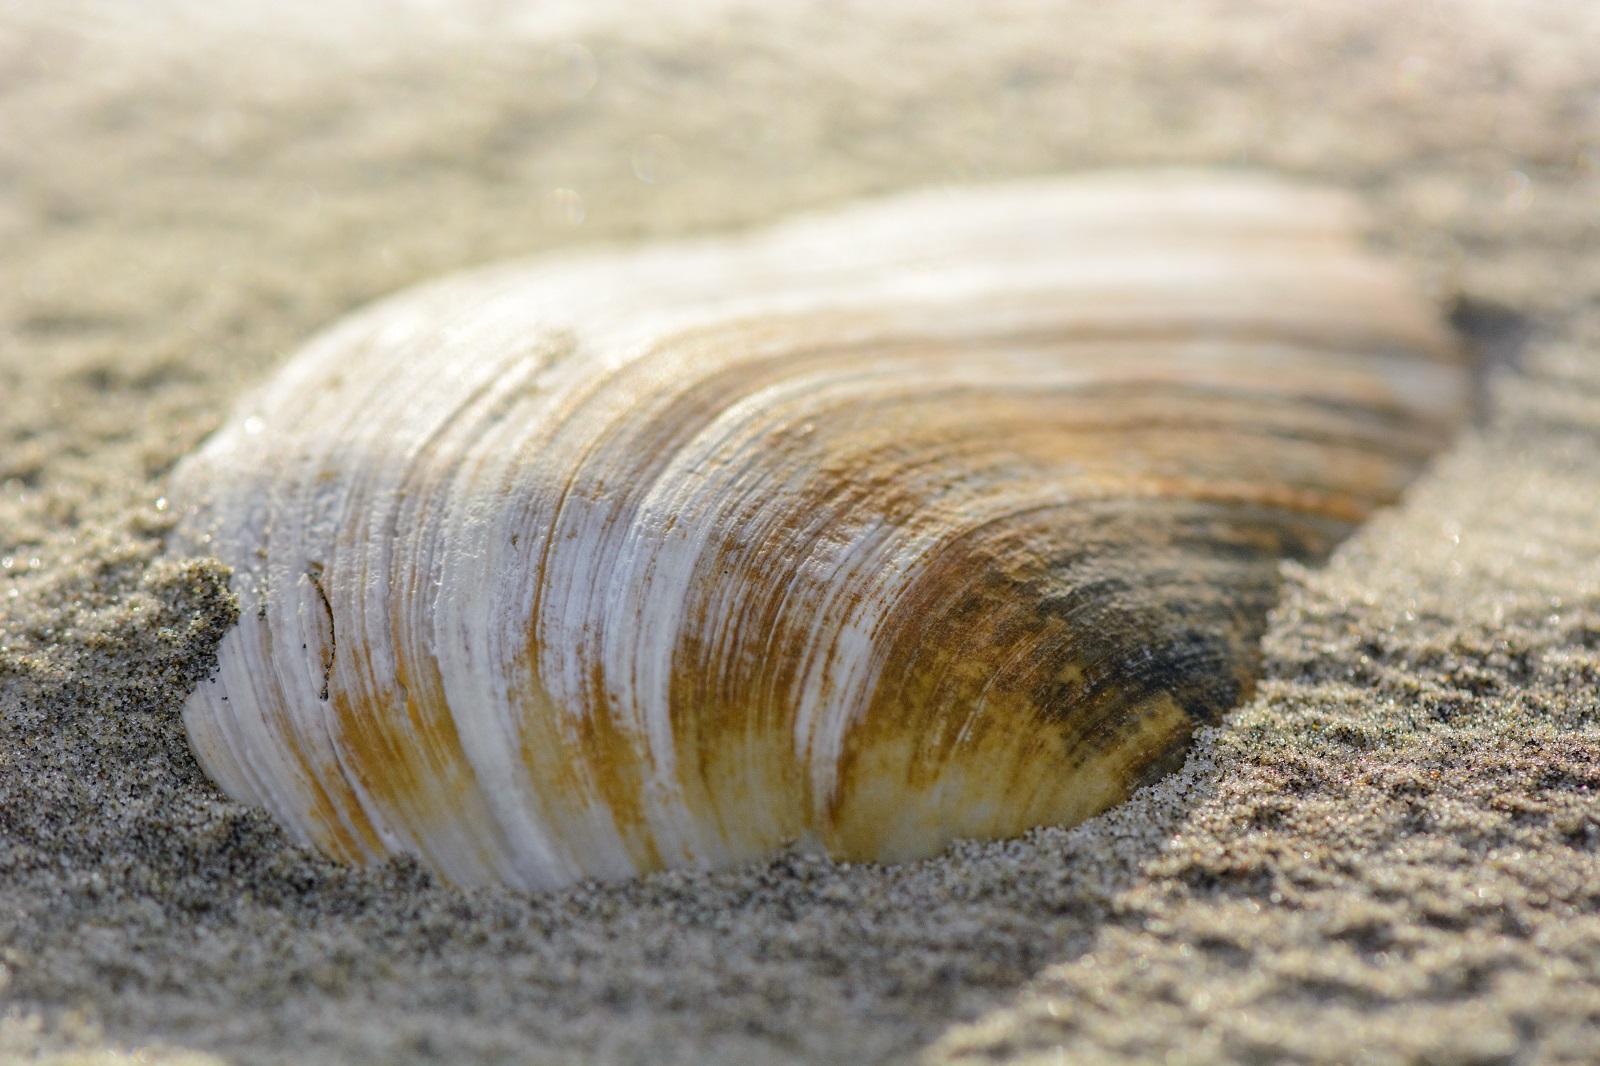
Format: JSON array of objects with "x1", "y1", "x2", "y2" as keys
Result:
[{"x1": 2, "y1": 1, "x2": 1600, "y2": 1062}]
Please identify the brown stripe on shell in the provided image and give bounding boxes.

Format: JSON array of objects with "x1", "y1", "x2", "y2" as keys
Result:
[
  {"x1": 569, "y1": 308, "x2": 1456, "y2": 869},
  {"x1": 824, "y1": 499, "x2": 1341, "y2": 861}
]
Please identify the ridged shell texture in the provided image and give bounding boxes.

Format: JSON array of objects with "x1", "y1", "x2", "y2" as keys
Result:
[{"x1": 170, "y1": 172, "x2": 1467, "y2": 890}]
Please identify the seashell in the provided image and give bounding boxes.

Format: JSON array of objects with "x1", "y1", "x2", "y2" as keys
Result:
[{"x1": 169, "y1": 172, "x2": 1467, "y2": 891}]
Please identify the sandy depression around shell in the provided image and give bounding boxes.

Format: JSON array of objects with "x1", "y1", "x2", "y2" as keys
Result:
[{"x1": 166, "y1": 171, "x2": 1469, "y2": 891}]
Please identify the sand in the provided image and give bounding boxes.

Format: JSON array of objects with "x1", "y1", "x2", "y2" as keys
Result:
[{"x1": 2, "y1": 0, "x2": 1600, "y2": 1062}]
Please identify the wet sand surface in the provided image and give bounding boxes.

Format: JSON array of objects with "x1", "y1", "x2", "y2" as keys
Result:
[{"x1": 2, "y1": 1, "x2": 1600, "y2": 1062}]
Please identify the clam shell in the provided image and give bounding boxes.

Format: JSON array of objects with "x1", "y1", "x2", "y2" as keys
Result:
[{"x1": 169, "y1": 172, "x2": 1467, "y2": 890}]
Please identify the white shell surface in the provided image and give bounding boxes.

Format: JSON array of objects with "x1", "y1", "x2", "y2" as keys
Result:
[{"x1": 170, "y1": 172, "x2": 1467, "y2": 890}]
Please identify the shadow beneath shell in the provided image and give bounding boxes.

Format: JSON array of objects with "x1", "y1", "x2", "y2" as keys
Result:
[{"x1": 313, "y1": 736, "x2": 1221, "y2": 1065}]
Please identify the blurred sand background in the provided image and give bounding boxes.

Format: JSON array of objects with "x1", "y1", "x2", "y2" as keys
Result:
[{"x1": 3, "y1": 0, "x2": 1600, "y2": 1063}]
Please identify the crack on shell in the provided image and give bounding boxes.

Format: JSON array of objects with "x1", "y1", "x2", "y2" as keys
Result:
[{"x1": 304, "y1": 561, "x2": 335, "y2": 703}]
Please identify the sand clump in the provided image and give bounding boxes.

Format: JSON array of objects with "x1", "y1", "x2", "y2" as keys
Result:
[{"x1": 3, "y1": 1, "x2": 1600, "y2": 1063}]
